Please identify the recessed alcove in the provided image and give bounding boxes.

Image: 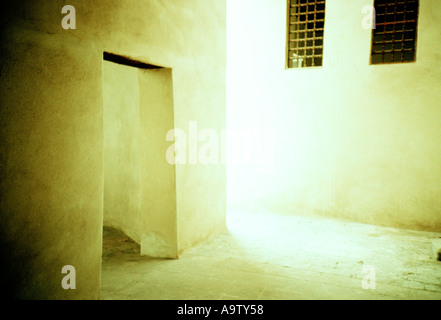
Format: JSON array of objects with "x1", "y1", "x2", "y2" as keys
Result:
[{"x1": 102, "y1": 52, "x2": 177, "y2": 259}]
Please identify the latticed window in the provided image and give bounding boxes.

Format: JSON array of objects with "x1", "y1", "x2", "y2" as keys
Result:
[
  {"x1": 287, "y1": 0, "x2": 326, "y2": 68},
  {"x1": 371, "y1": 0, "x2": 419, "y2": 64}
]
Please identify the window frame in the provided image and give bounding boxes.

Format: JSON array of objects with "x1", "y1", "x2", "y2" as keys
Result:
[
  {"x1": 369, "y1": 0, "x2": 420, "y2": 65},
  {"x1": 285, "y1": 0, "x2": 327, "y2": 69}
]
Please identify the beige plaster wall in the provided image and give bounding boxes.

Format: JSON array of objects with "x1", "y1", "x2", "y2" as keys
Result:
[
  {"x1": 0, "y1": 0, "x2": 226, "y2": 299},
  {"x1": 0, "y1": 32, "x2": 104, "y2": 299},
  {"x1": 103, "y1": 61, "x2": 142, "y2": 243},
  {"x1": 138, "y1": 68, "x2": 178, "y2": 258},
  {"x1": 227, "y1": 0, "x2": 441, "y2": 232}
]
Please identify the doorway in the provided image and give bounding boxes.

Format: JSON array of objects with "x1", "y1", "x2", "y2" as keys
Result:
[{"x1": 102, "y1": 52, "x2": 177, "y2": 259}]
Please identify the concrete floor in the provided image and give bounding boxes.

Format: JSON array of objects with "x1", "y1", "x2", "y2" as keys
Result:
[{"x1": 101, "y1": 210, "x2": 441, "y2": 300}]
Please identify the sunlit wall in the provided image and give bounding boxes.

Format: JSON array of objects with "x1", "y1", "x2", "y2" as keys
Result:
[{"x1": 227, "y1": 0, "x2": 441, "y2": 231}]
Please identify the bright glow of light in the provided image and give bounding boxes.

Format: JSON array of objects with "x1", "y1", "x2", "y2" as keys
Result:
[{"x1": 226, "y1": 0, "x2": 334, "y2": 212}]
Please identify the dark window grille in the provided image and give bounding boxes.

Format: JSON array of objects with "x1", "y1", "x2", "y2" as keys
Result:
[
  {"x1": 287, "y1": 0, "x2": 326, "y2": 68},
  {"x1": 371, "y1": 0, "x2": 419, "y2": 64}
]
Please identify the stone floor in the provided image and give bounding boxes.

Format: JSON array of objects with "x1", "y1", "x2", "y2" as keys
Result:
[{"x1": 100, "y1": 210, "x2": 441, "y2": 300}]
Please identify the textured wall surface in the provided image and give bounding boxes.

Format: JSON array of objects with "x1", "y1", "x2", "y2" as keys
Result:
[
  {"x1": 103, "y1": 61, "x2": 142, "y2": 244},
  {"x1": 0, "y1": 0, "x2": 226, "y2": 299},
  {"x1": 138, "y1": 68, "x2": 177, "y2": 258},
  {"x1": 227, "y1": 0, "x2": 441, "y2": 232}
]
